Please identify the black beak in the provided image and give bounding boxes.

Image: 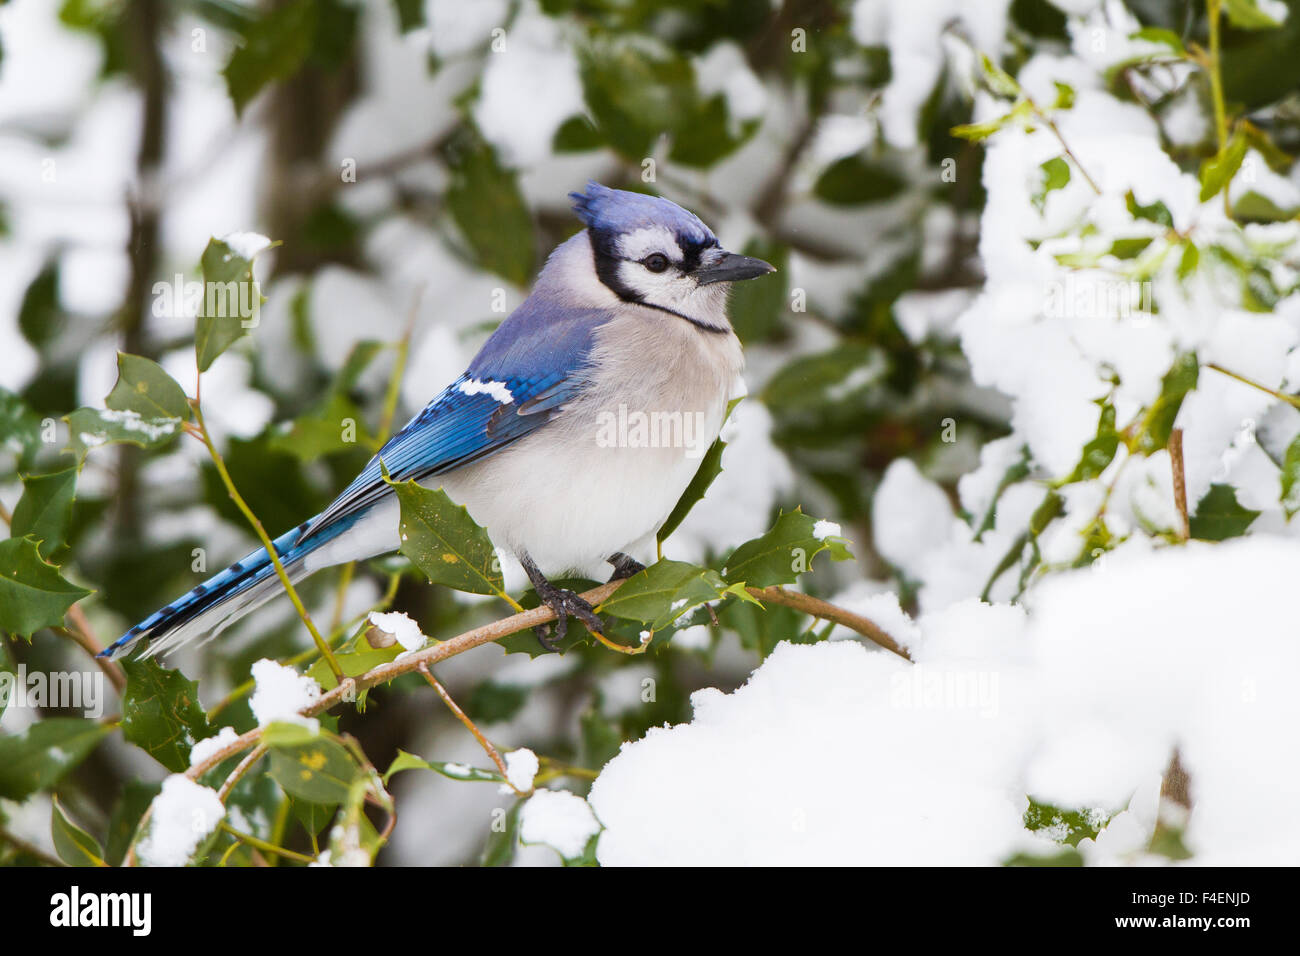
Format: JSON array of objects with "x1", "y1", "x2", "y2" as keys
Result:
[{"x1": 694, "y1": 251, "x2": 776, "y2": 285}]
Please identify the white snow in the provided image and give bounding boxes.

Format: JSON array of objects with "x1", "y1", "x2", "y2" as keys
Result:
[
  {"x1": 502, "y1": 748, "x2": 538, "y2": 793},
  {"x1": 137, "y1": 776, "x2": 225, "y2": 867},
  {"x1": 368, "y1": 610, "x2": 428, "y2": 652},
  {"x1": 188, "y1": 726, "x2": 240, "y2": 769},
  {"x1": 520, "y1": 789, "x2": 602, "y2": 859},
  {"x1": 591, "y1": 537, "x2": 1300, "y2": 865},
  {"x1": 219, "y1": 231, "x2": 273, "y2": 260},
  {"x1": 249, "y1": 659, "x2": 322, "y2": 731},
  {"x1": 811, "y1": 520, "x2": 841, "y2": 540}
]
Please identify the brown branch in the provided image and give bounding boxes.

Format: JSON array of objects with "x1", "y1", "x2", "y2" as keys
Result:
[
  {"x1": 417, "y1": 663, "x2": 520, "y2": 793},
  {"x1": 183, "y1": 578, "x2": 910, "y2": 782},
  {"x1": 747, "y1": 586, "x2": 912, "y2": 660},
  {"x1": 64, "y1": 605, "x2": 126, "y2": 694},
  {"x1": 1169, "y1": 427, "x2": 1190, "y2": 541}
]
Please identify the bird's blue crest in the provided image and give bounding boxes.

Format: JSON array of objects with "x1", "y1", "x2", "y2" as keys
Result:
[{"x1": 569, "y1": 182, "x2": 713, "y2": 246}]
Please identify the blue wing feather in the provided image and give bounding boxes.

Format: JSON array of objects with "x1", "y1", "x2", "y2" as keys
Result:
[{"x1": 302, "y1": 303, "x2": 611, "y2": 540}]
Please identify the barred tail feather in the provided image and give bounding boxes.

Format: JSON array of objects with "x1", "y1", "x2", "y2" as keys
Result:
[{"x1": 101, "y1": 518, "x2": 340, "y2": 661}]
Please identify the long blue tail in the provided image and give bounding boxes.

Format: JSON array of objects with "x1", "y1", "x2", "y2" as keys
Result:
[{"x1": 100, "y1": 517, "x2": 347, "y2": 660}]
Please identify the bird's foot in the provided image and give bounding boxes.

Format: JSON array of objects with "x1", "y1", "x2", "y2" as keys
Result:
[
  {"x1": 532, "y1": 584, "x2": 604, "y2": 652},
  {"x1": 520, "y1": 551, "x2": 605, "y2": 653},
  {"x1": 607, "y1": 552, "x2": 646, "y2": 581}
]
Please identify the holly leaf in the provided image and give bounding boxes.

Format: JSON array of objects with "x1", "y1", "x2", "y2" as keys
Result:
[
  {"x1": 221, "y1": 0, "x2": 315, "y2": 114},
  {"x1": 1133, "y1": 353, "x2": 1198, "y2": 455},
  {"x1": 383, "y1": 749, "x2": 504, "y2": 785},
  {"x1": 196, "y1": 236, "x2": 272, "y2": 372},
  {"x1": 0, "y1": 387, "x2": 43, "y2": 471},
  {"x1": 106, "y1": 353, "x2": 190, "y2": 420},
  {"x1": 0, "y1": 718, "x2": 112, "y2": 800},
  {"x1": 598, "y1": 559, "x2": 736, "y2": 633},
  {"x1": 121, "y1": 658, "x2": 214, "y2": 773},
  {"x1": 1223, "y1": 0, "x2": 1286, "y2": 29},
  {"x1": 719, "y1": 509, "x2": 854, "y2": 588},
  {"x1": 1190, "y1": 483, "x2": 1260, "y2": 541},
  {"x1": 443, "y1": 130, "x2": 535, "y2": 286},
  {"x1": 64, "y1": 407, "x2": 183, "y2": 462},
  {"x1": 1281, "y1": 433, "x2": 1300, "y2": 517},
  {"x1": 267, "y1": 735, "x2": 360, "y2": 805},
  {"x1": 1032, "y1": 156, "x2": 1071, "y2": 213},
  {"x1": 11, "y1": 466, "x2": 77, "y2": 559},
  {"x1": 52, "y1": 797, "x2": 107, "y2": 867},
  {"x1": 0, "y1": 536, "x2": 92, "y2": 639},
  {"x1": 389, "y1": 478, "x2": 504, "y2": 597}
]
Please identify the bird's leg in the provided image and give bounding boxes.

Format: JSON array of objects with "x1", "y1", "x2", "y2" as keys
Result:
[
  {"x1": 519, "y1": 552, "x2": 605, "y2": 652},
  {"x1": 607, "y1": 552, "x2": 646, "y2": 581}
]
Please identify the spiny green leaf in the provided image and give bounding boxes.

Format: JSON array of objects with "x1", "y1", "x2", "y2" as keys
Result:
[
  {"x1": 120, "y1": 658, "x2": 214, "y2": 773},
  {"x1": 0, "y1": 536, "x2": 92, "y2": 639},
  {"x1": 106, "y1": 353, "x2": 190, "y2": 421},
  {"x1": 719, "y1": 509, "x2": 854, "y2": 589},
  {"x1": 11, "y1": 466, "x2": 77, "y2": 559},
  {"x1": 813, "y1": 155, "x2": 907, "y2": 206},
  {"x1": 0, "y1": 717, "x2": 112, "y2": 800},
  {"x1": 1190, "y1": 483, "x2": 1260, "y2": 541},
  {"x1": 389, "y1": 478, "x2": 504, "y2": 596},
  {"x1": 267, "y1": 735, "x2": 360, "y2": 805},
  {"x1": 658, "y1": 397, "x2": 743, "y2": 543},
  {"x1": 598, "y1": 559, "x2": 729, "y2": 632}
]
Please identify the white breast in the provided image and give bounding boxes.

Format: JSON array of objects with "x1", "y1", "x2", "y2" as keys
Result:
[{"x1": 439, "y1": 307, "x2": 743, "y2": 577}]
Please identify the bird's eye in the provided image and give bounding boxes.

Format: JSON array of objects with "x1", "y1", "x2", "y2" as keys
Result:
[{"x1": 642, "y1": 253, "x2": 670, "y2": 273}]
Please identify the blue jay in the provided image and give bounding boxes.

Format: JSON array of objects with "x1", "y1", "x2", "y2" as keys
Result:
[{"x1": 103, "y1": 183, "x2": 774, "y2": 659}]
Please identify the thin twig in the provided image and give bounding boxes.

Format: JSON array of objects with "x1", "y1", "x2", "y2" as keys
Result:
[
  {"x1": 1169, "y1": 428, "x2": 1190, "y2": 541},
  {"x1": 62, "y1": 605, "x2": 126, "y2": 693},
  {"x1": 747, "y1": 586, "x2": 912, "y2": 660},
  {"x1": 183, "y1": 579, "x2": 909, "y2": 781},
  {"x1": 218, "y1": 745, "x2": 267, "y2": 802},
  {"x1": 219, "y1": 822, "x2": 315, "y2": 865},
  {"x1": 417, "y1": 662, "x2": 520, "y2": 793},
  {"x1": 1206, "y1": 363, "x2": 1300, "y2": 409}
]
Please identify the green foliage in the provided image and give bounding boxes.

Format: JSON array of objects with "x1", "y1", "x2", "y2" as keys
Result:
[
  {"x1": 11, "y1": 467, "x2": 77, "y2": 559},
  {"x1": 196, "y1": 236, "x2": 273, "y2": 372},
  {"x1": 720, "y1": 509, "x2": 853, "y2": 589},
  {"x1": 120, "y1": 659, "x2": 214, "y2": 773},
  {"x1": 390, "y1": 479, "x2": 506, "y2": 597},
  {"x1": 0, "y1": 537, "x2": 91, "y2": 639},
  {"x1": 444, "y1": 130, "x2": 536, "y2": 286},
  {"x1": 1190, "y1": 483, "x2": 1260, "y2": 541},
  {"x1": 384, "y1": 750, "x2": 503, "y2": 785},
  {"x1": 0, "y1": 718, "x2": 111, "y2": 800},
  {"x1": 51, "y1": 797, "x2": 107, "y2": 867}
]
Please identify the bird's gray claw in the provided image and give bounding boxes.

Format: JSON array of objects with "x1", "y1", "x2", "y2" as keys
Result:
[
  {"x1": 608, "y1": 552, "x2": 646, "y2": 581},
  {"x1": 533, "y1": 588, "x2": 603, "y2": 652}
]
